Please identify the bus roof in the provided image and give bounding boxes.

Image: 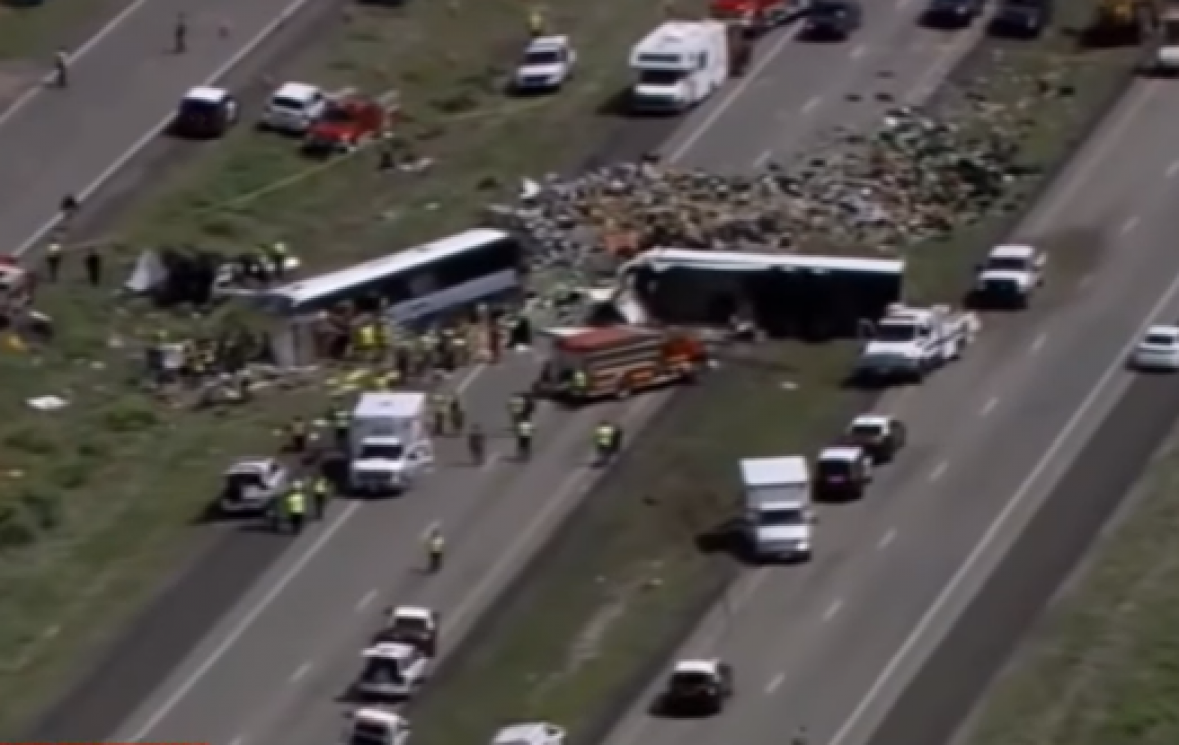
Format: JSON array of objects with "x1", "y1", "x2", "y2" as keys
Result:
[
  {"x1": 264, "y1": 228, "x2": 512, "y2": 307},
  {"x1": 625, "y1": 248, "x2": 904, "y2": 275}
]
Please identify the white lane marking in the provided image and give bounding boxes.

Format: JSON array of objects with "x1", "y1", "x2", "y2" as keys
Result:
[
  {"x1": 1030, "y1": 333, "x2": 1047, "y2": 355},
  {"x1": 927, "y1": 461, "x2": 948, "y2": 483},
  {"x1": 850, "y1": 44, "x2": 867, "y2": 60},
  {"x1": 877, "y1": 529, "x2": 897, "y2": 550},
  {"x1": 827, "y1": 252, "x2": 1179, "y2": 745},
  {"x1": 356, "y1": 589, "x2": 378, "y2": 613},
  {"x1": 1121, "y1": 215, "x2": 1140, "y2": 235},
  {"x1": 1168, "y1": 160, "x2": 1179, "y2": 179},
  {"x1": 754, "y1": 150, "x2": 773, "y2": 168},
  {"x1": 802, "y1": 96, "x2": 821, "y2": 115},
  {"x1": 823, "y1": 599, "x2": 844, "y2": 622},
  {"x1": 667, "y1": 28, "x2": 800, "y2": 160},
  {"x1": 15, "y1": 0, "x2": 330, "y2": 257},
  {"x1": 978, "y1": 397, "x2": 999, "y2": 417},
  {"x1": 289, "y1": 662, "x2": 311, "y2": 684},
  {"x1": 0, "y1": 0, "x2": 152, "y2": 129},
  {"x1": 1078, "y1": 273, "x2": 1093, "y2": 290},
  {"x1": 904, "y1": 28, "x2": 980, "y2": 103},
  {"x1": 765, "y1": 672, "x2": 787, "y2": 694}
]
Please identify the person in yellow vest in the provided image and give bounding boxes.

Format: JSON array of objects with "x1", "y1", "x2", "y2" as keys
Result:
[
  {"x1": 515, "y1": 418, "x2": 535, "y2": 461},
  {"x1": 312, "y1": 477, "x2": 330, "y2": 519},
  {"x1": 571, "y1": 369, "x2": 589, "y2": 399},
  {"x1": 594, "y1": 421, "x2": 615, "y2": 465},
  {"x1": 357, "y1": 324, "x2": 377, "y2": 361},
  {"x1": 271, "y1": 241, "x2": 289, "y2": 279},
  {"x1": 425, "y1": 526, "x2": 446, "y2": 573},
  {"x1": 527, "y1": 5, "x2": 545, "y2": 36},
  {"x1": 286, "y1": 484, "x2": 307, "y2": 535}
]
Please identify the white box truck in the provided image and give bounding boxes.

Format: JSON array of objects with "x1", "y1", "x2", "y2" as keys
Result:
[
  {"x1": 740, "y1": 456, "x2": 813, "y2": 562},
  {"x1": 629, "y1": 21, "x2": 729, "y2": 113},
  {"x1": 349, "y1": 392, "x2": 433, "y2": 495}
]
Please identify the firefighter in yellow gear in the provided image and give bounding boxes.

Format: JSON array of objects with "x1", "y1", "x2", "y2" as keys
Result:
[{"x1": 594, "y1": 422, "x2": 616, "y2": 464}]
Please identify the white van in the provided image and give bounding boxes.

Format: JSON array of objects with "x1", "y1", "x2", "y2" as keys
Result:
[
  {"x1": 740, "y1": 456, "x2": 814, "y2": 561},
  {"x1": 349, "y1": 392, "x2": 433, "y2": 495},
  {"x1": 629, "y1": 21, "x2": 729, "y2": 113}
]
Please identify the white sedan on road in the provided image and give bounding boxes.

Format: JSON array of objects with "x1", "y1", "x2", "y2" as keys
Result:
[{"x1": 1131, "y1": 325, "x2": 1179, "y2": 371}]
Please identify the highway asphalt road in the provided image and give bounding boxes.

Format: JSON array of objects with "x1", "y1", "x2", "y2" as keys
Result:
[
  {"x1": 597, "y1": 78, "x2": 1179, "y2": 745},
  {"x1": 17, "y1": 2, "x2": 986, "y2": 743},
  {"x1": 0, "y1": 0, "x2": 333, "y2": 255}
]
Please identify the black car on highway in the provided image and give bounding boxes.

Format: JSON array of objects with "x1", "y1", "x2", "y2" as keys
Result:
[
  {"x1": 922, "y1": 0, "x2": 984, "y2": 27},
  {"x1": 802, "y1": 0, "x2": 863, "y2": 40},
  {"x1": 989, "y1": 0, "x2": 1051, "y2": 37}
]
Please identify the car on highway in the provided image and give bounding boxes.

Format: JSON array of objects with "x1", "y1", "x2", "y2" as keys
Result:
[
  {"x1": 375, "y1": 605, "x2": 440, "y2": 656},
  {"x1": 490, "y1": 722, "x2": 566, "y2": 745},
  {"x1": 921, "y1": 0, "x2": 985, "y2": 27},
  {"x1": 354, "y1": 641, "x2": 430, "y2": 700},
  {"x1": 304, "y1": 95, "x2": 387, "y2": 155},
  {"x1": 344, "y1": 708, "x2": 411, "y2": 745},
  {"x1": 970, "y1": 243, "x2": 1046, "y2": 309},
  {"x1": 259, "y1": 81, "x2": 328, "y2": 134},
  {"x1": 814, "y1": 445, "x2": 872, "y2": 501},
  {"x1": 801, "y1": 0, "x2": 862, "y2": 40},
  {"x1": 513, "y1": 36, "x2": 577, "y2": 94},
  {"x1": 172, "y1": 86, "x2": 239, "y2": 138},
  {"x1": 655, "y1": 658, "x2": 734, "y2": 716},
  {"x1": 988, "y1": 0, "x2": 1051, "y2": 37},
  {"x1": 1130, "y1": 325, "x2": 1179, "y2": 372},
  {"x1": 841, "y1": 414, "x2": 907, "y2": 464}
]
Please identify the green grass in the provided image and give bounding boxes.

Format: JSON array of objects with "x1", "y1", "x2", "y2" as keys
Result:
[
  {"x1": 0, "y1": 0, "x2": 1145, "y2": 735},
  {"x1": 961, "y1": 422, "x2": 1179, "y2": 745},
  {"x1": 0, "y1": 0, "x2": 131, "y2": 62}
]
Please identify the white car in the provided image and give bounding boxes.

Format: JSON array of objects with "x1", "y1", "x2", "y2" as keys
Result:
[
  {"x1": 972, "y1": 243, "x2": 1046, "y2": 309},
  {"x1": 260, "y1": 81, "x2": 327, "y2": 134},
  {"x1": 354, "y1": 642, "x2": 430, "y2": 700},
  {"x1": 1131, "y1": 325, "x2": 1179, "y2": 371},
  {"x1": 513, "y1": 36, "x2": 576, "y2": 93},
  {"x1": 491, "y1": 722, "x2": 566, "y2": 745},
  {"x1": 344, "y1": 708, "x2": 411, "y2": 745}
]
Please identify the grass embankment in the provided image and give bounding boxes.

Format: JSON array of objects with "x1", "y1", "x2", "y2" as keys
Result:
[
  {"x1": 0, "y1": 0, "x2": 1140, "y2": 735},
  {"x1": 962, "y1": 422, "x2": 1179, "y2": 745}
]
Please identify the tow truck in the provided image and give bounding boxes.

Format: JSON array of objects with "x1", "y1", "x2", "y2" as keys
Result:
[
  {"x1": 655, "y1": 658, "x2": 734, "y2": 716},
  {"x1": 375, "y1": 606, "x2": 439, "y2": 657},
  {"x1": 534, "y1": 326, "x2": 707, "y2": 404},
  {"x1": 343, "y1": 708, "x2": 411, "y2": 745},
  {"x1": 354, "y1": 642, "x2": 431, "y2": 700},
  {"x1": 841, "y1": 414, "x2": 907, "y2": 464},
  {"x1": 853, "y1": 304, "x2": 978, "y2": 385},
  {"x1": 970, "y1": 244, "x2": 1046, "y2": 309}
]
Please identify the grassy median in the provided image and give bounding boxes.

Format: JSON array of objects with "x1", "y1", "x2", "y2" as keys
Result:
[
  {"x1": 0, "y1": 0, "x2": 1142, "y2": 736},
  {"x1": 961, "y1": 422, "x2": 1179, "y2": 745}
]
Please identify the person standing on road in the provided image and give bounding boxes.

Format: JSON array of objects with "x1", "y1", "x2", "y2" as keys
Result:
[
  {"x1": 286, "y1": 485, "x2": 307, "y2": 535},
  {"x1": 174, "y1": 12, "x2": 189, "y2": 54},
  {"x1": 45, "y1": 243, "x2": 62, "y2": 282},
  {"x1": 515, "y1": 418, "x2": 534, "y2": 461},
  {"x1": 312, "y1": 476, "x2": 330, "y2": 519},
  {"x1": 467, "y1": 422, "x2": 486, "y2": 466},
  {"x1": 54, "y1": 48, "x2": 69, "y2": 88},
  {"x1": 425, "y1": 526, "x2": 445, "y2": 573}
]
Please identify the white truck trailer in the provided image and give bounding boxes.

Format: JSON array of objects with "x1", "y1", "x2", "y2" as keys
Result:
[
  {"x1": 740, "y1": 456, "x2": 813, "y2": 562},
  {"x1": 349, "y1": 392, "x2": 433, "y2": 495}
]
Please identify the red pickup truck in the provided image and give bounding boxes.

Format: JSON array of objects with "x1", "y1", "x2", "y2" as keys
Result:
[{"x1": 303, "y1": 95, "x2": 387, "y2": 154}]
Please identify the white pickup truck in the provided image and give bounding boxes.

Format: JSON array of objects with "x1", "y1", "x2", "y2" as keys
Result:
[
  {"x1": 971, "y1": 243, "x2": 1046, "y2": 309},
  {"x1": 854, "y1": 304, "x2": 980, "y2": 384}
]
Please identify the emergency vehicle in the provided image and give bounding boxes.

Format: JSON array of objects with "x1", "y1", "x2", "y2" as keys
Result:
[
  {"x1": 343, "y1": 708, "x2": 411, "y2": 745},
  {"x1": 854, "y1": 304, "x2": 979, "y2": 384},
  {"x1": 710, "y1": 0, "x2": 796, "y2": 34},
  {"x1": 533, "y1": 326, "x2": 707, "y2": 403},
  {"x1": 629, "y1": 21, "x2": 730, "y2": 113},
  {"x1": 354, "y1": 642, "x2": 430, "y2": 700},
  {"x1": 375, "y1": 605, "x2": 440, "y2": 656}
]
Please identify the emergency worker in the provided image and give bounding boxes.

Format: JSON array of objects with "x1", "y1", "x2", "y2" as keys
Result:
[
  {"x1": 515, "y1": 418, "x2": 535, "y2": 461},
  {"x1": 571, "y1": 369, "x2": 589, "y2": 398},
  {"x1": 447, "y1": 396, "x2": 465, "y2": 435},
  {"x1": 54, "y1": 48, "x2": 69, "y2": 88},
  {"x1": 425, "y1": 527, "x2": 445, "y2": 573},
  {"x1": 45, "y1": 242, "x2": 62, "y2": 282},
  {"x1": 174, "y1": 12, "x2": 188, "y2": 53},
  {"x1": 432, "y1": 393, "x2": 449, "y2": 436},
  {"x1": 286, "y1": 483, "x2": 307, "y2": 534},
  {"x1": 467, "y1": 423, "x2": 486, "y2": 466},
  {"x1": 594, "y1": 421, "x2": 615, "y2": 464},
  {"x1": 288, "y1": 416, "x2": 309, "y2": 452},
  {"x1": 312, "y1": 476, "x2": 331, "y2": 519}
]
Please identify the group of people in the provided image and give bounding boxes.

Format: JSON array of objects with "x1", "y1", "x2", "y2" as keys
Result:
[{"x1": 269, "y1": 475, "x2": 333, "y2": 534}]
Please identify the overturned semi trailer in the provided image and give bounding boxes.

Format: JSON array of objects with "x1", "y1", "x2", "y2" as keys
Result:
[{"x1": 617, "y1": 248, "x2": 905, "y2": 339}]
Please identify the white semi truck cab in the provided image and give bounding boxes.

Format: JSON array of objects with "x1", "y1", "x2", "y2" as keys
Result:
[{"x1": 349, "y1": 392, "x2": 433, "y2": 495}]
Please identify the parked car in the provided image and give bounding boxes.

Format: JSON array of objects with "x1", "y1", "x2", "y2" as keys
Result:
[
  {"x1": 172, "y1": 86, "x2": 238, "y2": 138},
  {"x1": 260, "y1": 81, "x2": 328, "y2": 134}
]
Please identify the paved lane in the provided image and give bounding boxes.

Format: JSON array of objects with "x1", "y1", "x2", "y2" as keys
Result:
[
  {"x1": 598, "y1": 79, "x2": 1179, "y2": 745},
  {"x1": 0, "y1": 0, "x2": 328, "y2": 254},
  {"x1": 95, "y1": 6, "x2": 981, "y2": 745}
]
